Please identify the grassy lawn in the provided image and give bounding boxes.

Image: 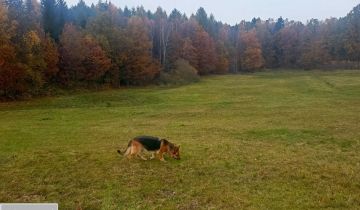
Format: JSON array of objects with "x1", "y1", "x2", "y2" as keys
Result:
[{"x1": 1, "y1": 70, "x2": 360, "y2": 209}]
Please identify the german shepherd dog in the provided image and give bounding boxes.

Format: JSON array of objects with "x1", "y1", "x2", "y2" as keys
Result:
[{"x1": 117, "y1": 136, "x2": 180, "y2": 161}]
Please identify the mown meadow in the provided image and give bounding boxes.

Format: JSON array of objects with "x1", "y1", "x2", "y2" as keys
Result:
[{"x1": 1, "y1": 70, "x2": 359, "y2": 209}]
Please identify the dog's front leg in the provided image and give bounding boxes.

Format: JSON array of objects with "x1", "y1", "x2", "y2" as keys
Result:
[{"x1": 158, "y1": 151, "x2": 166, "y2": 162}]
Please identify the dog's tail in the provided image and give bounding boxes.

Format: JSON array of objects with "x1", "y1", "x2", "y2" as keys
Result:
[{"x1": 117, "y1": 140, "x2": 132, "y2": 156}]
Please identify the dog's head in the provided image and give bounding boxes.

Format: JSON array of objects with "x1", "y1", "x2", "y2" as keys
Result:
[
  {"x1": 161, "y1": 139, "x2": 181, "y2": 160},
  {"x1": 171, "y1": 145, "x2": 180, "y2": 160}
]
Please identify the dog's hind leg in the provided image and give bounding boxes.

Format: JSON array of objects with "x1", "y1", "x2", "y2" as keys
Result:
[
  {"x1": 129, "y1": 145, "x2": 138, "y2": 159},
  {"x1": 137, "y1": 153, "x2": 148, "y2": 160},
  {"x1": 150, "y1": 152, "x2": 156, "y2": 160},
  {"x1": 137, "y1": 148, "x2": 148, "y2": 160},
  {"x1": 129, "y1": 141, "x2": 147, "y2": 160},
  {"x1": 124, "y1": 147, "x2": 132, "y2": 159}
]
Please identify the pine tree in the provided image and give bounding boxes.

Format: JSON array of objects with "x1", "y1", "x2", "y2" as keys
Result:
[
  {"x1": 274, "y1": 17, "x2": 285, "y2": 33},
  {"x1": 195, "y1": 7, "x2": 209, "y2": 32},
  {"x1": 55, "y1": 0, "x2": 68, "y2": 38},
  {"x1": 69, "y1": 0, "x2": 94, "y2": 28},
  {"x1": 41, "y1": 0, "x2": 57, "y2": 39}
]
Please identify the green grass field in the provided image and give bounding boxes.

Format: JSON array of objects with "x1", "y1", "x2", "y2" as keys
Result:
[{"x1": 1, "y1": 70, "x2": 360, "y2": 209}]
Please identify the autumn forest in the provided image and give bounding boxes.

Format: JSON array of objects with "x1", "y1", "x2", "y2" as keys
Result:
[{"x1": 0, "y1": 0, "x2": 360, "y2": 99}]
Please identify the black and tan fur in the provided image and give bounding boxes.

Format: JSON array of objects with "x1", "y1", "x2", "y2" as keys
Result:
[{"x1": 117, "y1": 136, "x2": 180, "y2": 161}]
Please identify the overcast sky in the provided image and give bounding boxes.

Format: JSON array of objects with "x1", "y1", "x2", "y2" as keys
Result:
[{"x1": 65, "y1": 0, "x2": 359, "y2": 24}]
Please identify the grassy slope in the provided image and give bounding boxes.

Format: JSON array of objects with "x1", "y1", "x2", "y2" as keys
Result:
[{"x1": 0, "y1": 70, "x2": 359, "y2": 209}]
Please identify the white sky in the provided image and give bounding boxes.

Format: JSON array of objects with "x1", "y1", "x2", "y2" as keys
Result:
[{"x1": 66, "y1": 0, "x2": 359, "y2": 24}]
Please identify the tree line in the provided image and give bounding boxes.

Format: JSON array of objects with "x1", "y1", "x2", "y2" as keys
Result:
[{"x1": 0, "y1": 0, "x2": 359, "y2": 99}]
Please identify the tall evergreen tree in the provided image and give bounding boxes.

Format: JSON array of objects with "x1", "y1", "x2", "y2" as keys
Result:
[
  {"x1": 274, "y1": 17, "x2": 285, "y2": 33},
  {"x1": 195, "y1": 7, "x2": 209, "y2": 32},
  {"x1": 41, "y1": 0, "x2": 57, "y2": 39},
  {"x1": 55, "y1": 0, "x2": 68, "y2": 37},
  {"x1": 70, "y1": 0, "x2": 94, "y2": 28}
]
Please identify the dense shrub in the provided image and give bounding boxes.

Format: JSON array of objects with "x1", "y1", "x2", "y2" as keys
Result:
[{"x1": 158, "y1": 59, "x2": 200, "y2": 85}]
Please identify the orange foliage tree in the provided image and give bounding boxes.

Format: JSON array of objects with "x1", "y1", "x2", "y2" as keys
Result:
[
  {"x1": 42, "y1": 34, "x2": 59, "y2": 83},
  {"x1": 239, "y1": 30, "x2": 264, "y2": 71},
  {"x1": 191, "y1": 21, "x2": 217, "y2": 75},
  {"x1": 119, "y1": 17, "x2": 160, "y2": 85},
  {"x1": 0, "y1": 2, "x2": 27, "y2": 98},
  {"x1": 180, "y1": 38, "x2": 198, "y2": 69},
  {"x1": 214, "y1": 40, "x2": 230, "y2": 74},
  {"x1": 59, "y1": 24, "x2": 111, "y2": 86}
]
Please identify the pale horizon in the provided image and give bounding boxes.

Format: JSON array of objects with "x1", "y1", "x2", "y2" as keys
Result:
[{"x1": 66, "y1": 0, "x2": 359, "y2": 24}]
